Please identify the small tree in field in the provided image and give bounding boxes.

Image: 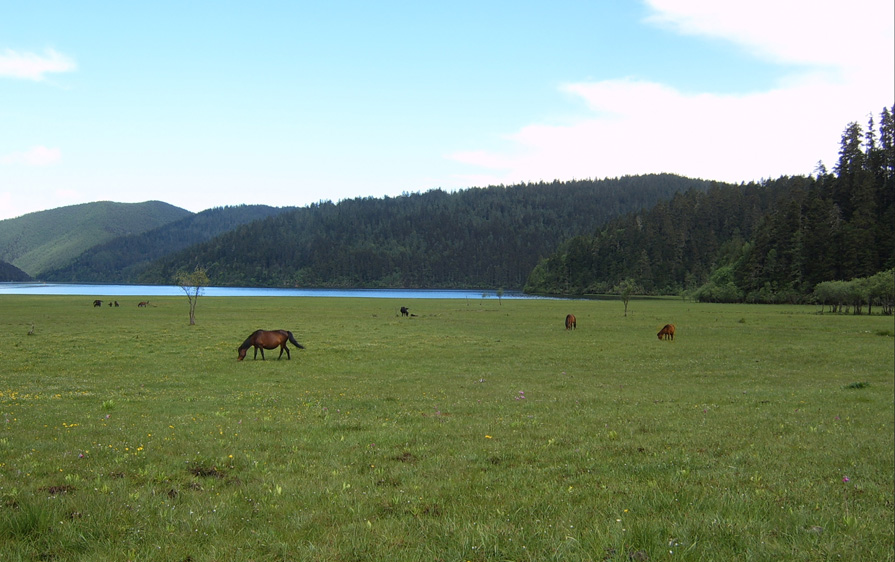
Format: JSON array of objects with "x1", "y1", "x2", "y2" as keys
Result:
[
  {"x1": 615, "y1": 278, "x2": 640, "y2": 317},
  {"x1": 175, "y1": 266, "x2": 209, "y2": 325}
]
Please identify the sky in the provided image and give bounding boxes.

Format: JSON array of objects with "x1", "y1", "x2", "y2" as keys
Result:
[{"x1": 1, "y1": 1, "x2": 892, "y2": 221}]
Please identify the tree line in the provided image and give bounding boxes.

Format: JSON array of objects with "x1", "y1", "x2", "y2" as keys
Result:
[{"x1": 525, "y1": 106, "x2": 895, "y2": 311}]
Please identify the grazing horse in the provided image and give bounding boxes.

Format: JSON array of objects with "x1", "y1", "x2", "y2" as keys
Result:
[
  {"x1": 565, "y1": 314, "x2": 577, "y2": 330},
  {"x1": 657, "y1": 324, "x2": 675, "y2": 341},
  {"x1": 400, "y1": 306, "x2": 410, "y2": 317},
  {"x1": 137, "y1": 301, "x2": 149, "y2": 307},
  {"x1": 237, "y1": 329, "x2": 305, "y2": 361},
  {"x1": 93, "y1": 299, "x2": 103, "y2": 307}
]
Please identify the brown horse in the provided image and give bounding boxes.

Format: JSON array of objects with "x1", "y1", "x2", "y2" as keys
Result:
[
  {"x1": 237, "y1": 329, "x2": 305, "y2": 361},
  {"x1": 657, "y1": 324, "x2": 675, "y2": 341},
  {"x1": 565, "y1": 314, "x2": 577, "y2": 330},
  {"x1": 137, "y1": 301, "x2": 149, "y2": 307}
]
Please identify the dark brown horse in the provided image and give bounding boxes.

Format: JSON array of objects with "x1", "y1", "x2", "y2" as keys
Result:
[
  {"x1": 565, "y1": 314, "x2": 577, "y2": 330},
  {"x1": 657, "y1": 324, "x2": 675, "y2": 341},
  {"x1": 237, "y1": 329, "x2": 305, "y2": 361}
]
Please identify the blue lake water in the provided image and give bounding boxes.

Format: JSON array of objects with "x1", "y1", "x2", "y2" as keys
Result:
[{"x1": 0, "y1": 283, "x2": 552, "y2": 300}]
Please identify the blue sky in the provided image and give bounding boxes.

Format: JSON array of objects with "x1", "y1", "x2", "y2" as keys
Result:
[{"x1": 1, "y1": 0, "x2": 892, "y2": 220}]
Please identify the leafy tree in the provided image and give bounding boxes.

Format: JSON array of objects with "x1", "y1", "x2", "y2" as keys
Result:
[
  {"x1": 868, "y1": 269, "x2": 895, "y2": 315},
  {"x1": 175, "y1": 266, "x2": 209, "y2": 325},
  {"x1": 813, "y1": 280, "x2": 850, "y2": 313}
]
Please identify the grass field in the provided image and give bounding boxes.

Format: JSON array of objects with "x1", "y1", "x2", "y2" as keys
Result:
[{"x1": 1, "y1": 294, "x2": 892, "y2": 561}]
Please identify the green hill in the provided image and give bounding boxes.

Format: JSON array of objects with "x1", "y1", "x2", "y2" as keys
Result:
[
  {"x1": 0, "y1": 201, "x2": 192, "y2": 277},
  {"x1": 40, "y1": 205, "x2": 292, "y2": 283}
]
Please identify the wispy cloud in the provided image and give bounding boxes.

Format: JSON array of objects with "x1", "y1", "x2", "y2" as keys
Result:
[
  {"x1": 448, "y1": 1, "x2": 894, "y2": 186},
  {"x1": 0, "y1": 48, "x2": 76, "y2": 81},
  {"x1": 1, "y1": 146, "x2": 62, "y2": 166}
]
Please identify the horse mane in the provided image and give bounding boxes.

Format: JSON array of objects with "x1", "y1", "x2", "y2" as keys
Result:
[{"x1": 238, "y1": 329, "x2": 262, "y2": 351}]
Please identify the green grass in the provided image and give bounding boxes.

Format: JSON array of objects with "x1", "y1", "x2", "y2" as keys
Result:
[{"x1": 1, "y1": 295, "x2": 892, "y2": 561}]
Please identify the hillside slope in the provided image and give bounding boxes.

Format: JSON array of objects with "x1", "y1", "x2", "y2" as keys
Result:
[
  {"x1": 139, "y1": 174, "x2": 720, "y2": 289},
  {"x1": 0, "y1": 201, "x2": 192, "y2": 277},
  {"x1": 41, "y1": 205, "x2": 292, "y2": 283},
  {"x1": 0, "y1": 259, "x2": 31, "y2": 282}
]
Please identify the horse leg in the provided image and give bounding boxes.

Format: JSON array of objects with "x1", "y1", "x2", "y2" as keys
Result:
[{"x1": 284, "y1": 346, "x2": 291, "y2": 360}]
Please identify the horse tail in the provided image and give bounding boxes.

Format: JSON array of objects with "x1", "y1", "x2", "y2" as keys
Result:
[{"x1": 286, "y1": 331, "x2": 305, "y2": 349}]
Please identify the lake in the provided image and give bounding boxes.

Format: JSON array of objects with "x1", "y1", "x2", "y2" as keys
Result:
[{"x1": 0, "y1": 283, "x2": 551, "y2": 300}]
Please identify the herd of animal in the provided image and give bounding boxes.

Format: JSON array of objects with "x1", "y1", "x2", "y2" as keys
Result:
[
  {"x1": 93, "y1": 300, "x2": 675, "y2": 362},
  {"x1": 566, "y1": 312, "x2": 675, "y2": 340},
  {"x1": 93, "y1": 299, "x2": 151, "y2": 308}
]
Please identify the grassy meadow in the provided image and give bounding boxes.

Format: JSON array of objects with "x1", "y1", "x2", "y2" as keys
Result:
[{"x1": 0, "y1": 294, "x2": 892, "y2": 561}]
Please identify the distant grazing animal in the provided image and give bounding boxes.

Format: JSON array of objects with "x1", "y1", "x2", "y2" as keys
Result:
[
  {"x1": 114, "y1": 301, "x2": 119, "y2": 307},
  {"x1": 137, "y1": 301, "x2": 149, "y2": 307},
  {"x1": 400, "y1": 306, "x2": 410, "y2": 317},
  {"x1": 109, "y1": 301, "x2": 113, "y2": 307},
  {"x1": 657, "y1": 324, "x2": 675, "y2": 341},
  {"x1": 237, "y1": 329, "x2": 305, "y2": 361},
  {"x1": 565, "y1": 314, "x2": 577, "y2": 330},
  {"x1": 93, "y1": 300, "x2": 103, "y2": 307}
]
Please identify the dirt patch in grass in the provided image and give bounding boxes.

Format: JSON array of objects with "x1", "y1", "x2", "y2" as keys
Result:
[
  {"x1": 392, "y1": 451, "x2": 417, "y2": 464},
  {"x1": 188, "y1": 465, "x2": 226, "y2": 478},
  {"x1": 40, "y1": 485, "x2": 76, "y2": 496}
]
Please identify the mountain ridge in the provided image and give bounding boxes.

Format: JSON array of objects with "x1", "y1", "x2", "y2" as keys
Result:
[{"x1": 0, "y1": 201, "x2": 192, "y2": 276}]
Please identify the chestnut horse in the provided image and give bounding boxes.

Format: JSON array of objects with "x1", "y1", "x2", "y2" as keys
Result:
[
  {"x1": 237, "y1": 329, "x2": 305, "y2": 361},
  {"x1": 657, "y1": 324, "x2": 675, "y2": 341},
  {"x1": 565, "y1": 314, "x2": 577, "y2": 330}
]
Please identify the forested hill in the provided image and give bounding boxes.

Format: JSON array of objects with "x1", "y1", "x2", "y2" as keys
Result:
[
  {"x1": 525, "y1": 106, "x2": 895, "y2": 303},
  {"x1": 137, "y1": 174, "x2": 719, "y2": 289},
  {"x1": 0, "y1": 259, "x2": 31, "y2": 282},
  {"x1": 0, "y1": 201, "x2": 191, "y2": 277},
  {"x1": 41, "y1": 205, "x2": 291, "y2": 283}
]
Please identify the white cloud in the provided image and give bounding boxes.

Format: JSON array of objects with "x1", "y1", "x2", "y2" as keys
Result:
[
  {"x1": 1, "y1": 146, "x2": 63, "y2": 166},
  {"x1": 448, "y1": 1, "x2": 894, "y2": 186},
  {"x1": 644, "y1": 0, "x2": 893, "y2": 71},
  {"x1": 0, "y1": 48, "x2": 76, "y2": 81}
]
